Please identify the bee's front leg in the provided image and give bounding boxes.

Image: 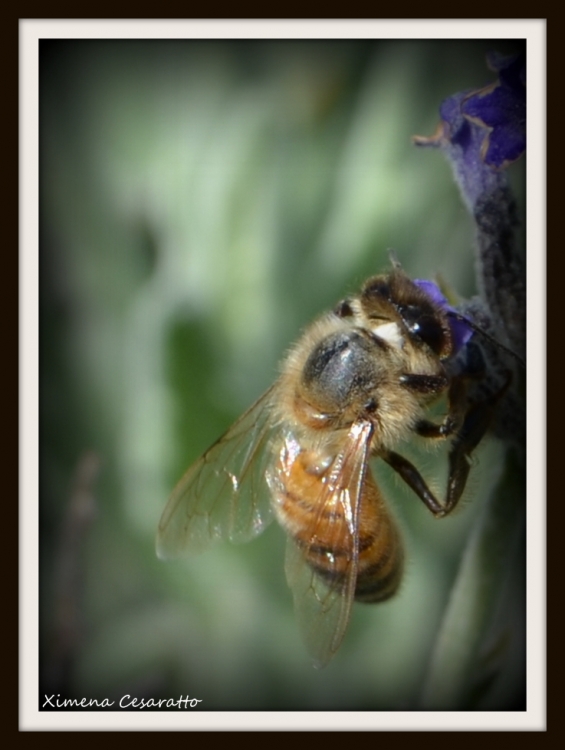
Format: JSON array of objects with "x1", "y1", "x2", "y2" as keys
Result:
[
  {"x1": 382, "y1": 375, "x2": 510, "y2": 517},
  {"x1": 442, "y1": 377, "x2": 511, "y2": 513},
  {"x1": 419, "y1": 373, "x2": 513, "y2": 515},
  {"x1": 415, "y1": 375, "x2": 468, "y2": 440}
]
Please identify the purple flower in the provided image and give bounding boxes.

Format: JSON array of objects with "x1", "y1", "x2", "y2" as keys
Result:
[
  {"x1": 461, "y1": 52, "x2": 526, "y2": 169},
  {"x1": 413, "y1": 49, "x2": 526, "y2": 366},
  {"x1": 414, "y1": 279, "x2": 474, "y2": 354},
  {"x1": 414, "y1": 52, "x2": 525, "y2": 212}
]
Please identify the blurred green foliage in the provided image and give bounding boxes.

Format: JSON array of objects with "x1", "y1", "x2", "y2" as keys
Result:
[{"x1": 39, "y1": 39, "x2": 525, "y2": 712}]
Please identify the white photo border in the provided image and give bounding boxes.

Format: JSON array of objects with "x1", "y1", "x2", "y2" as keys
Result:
[{"x1": 20, "y1": 18, "x2": 546, "y2": 732}]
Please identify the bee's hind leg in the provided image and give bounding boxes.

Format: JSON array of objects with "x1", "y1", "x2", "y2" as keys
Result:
[{"x1": 380, "y1": 449, "x2": 447, "y2": 518}]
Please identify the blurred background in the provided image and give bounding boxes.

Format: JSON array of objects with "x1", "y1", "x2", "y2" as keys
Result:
[{"x1": 39, "y1": 38, "x2": 526, "y2": 712}]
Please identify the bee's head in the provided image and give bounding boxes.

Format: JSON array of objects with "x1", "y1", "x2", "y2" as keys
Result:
[{"x1": 358, "y1": 269, "x2": 465, "y2": 359}]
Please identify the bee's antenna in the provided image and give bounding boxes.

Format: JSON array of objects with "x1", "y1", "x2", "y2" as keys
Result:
[
  {"x1": 387, "y1": 249, "x2": 402, "y2": 269},
  {"x1": 447, "y1": 311, "x2": 525, "y2": 368}
]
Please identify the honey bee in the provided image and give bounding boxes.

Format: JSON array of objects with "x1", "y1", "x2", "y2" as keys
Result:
[{"x1": 157, "y1": 261, "x2": 513, "y2": 667}]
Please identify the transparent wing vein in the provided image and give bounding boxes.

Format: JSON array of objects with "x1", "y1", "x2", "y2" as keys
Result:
[{"x1": 157, "y1": 385, "x2": 279, "y2": 559}]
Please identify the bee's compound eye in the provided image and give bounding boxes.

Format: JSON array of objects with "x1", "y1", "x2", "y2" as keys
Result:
[
  {"x1": 400, "y1": 305, "x2": 446, "y2": 355},
  {"x1": 334, "y1": 299, "x2": 354, "y2": 318}
]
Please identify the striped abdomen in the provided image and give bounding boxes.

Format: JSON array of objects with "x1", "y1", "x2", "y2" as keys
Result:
[{"x1": 270, "y1": 443, "x2": 404, "y2": 603}]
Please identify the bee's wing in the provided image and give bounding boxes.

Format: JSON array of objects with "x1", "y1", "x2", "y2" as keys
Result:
[
  {"x1": 284, "y1": 420, "x2": 374, "y2": 668},
  {"x1": 157, "y1": 384, "x2": 280, "y2": 559}
]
